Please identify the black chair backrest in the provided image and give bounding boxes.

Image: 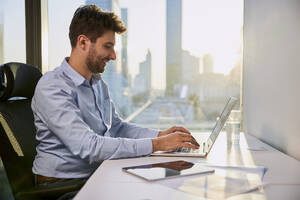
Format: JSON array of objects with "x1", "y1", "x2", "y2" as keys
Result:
[{"x1": 0, "y1": 62, "x2": 42, "y2": 195}]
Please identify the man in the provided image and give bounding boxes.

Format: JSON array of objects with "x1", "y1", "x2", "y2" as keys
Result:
[{"x1": 32, "y1": 5, "x2": 199, "y2": 184}]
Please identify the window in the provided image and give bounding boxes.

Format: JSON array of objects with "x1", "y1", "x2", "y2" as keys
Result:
[
  {"x1": 47, "y1": 0, "x2": 243, "y2": 131},
  {"x1": 0, "y1": 1, "x2": 26, "y2": 199},
  {"x1": 47, "y1": 0, "x2": 85, "y2": 71},
  {"x1": 0, "y1": 0, "x2": 26, "y2": 64}
]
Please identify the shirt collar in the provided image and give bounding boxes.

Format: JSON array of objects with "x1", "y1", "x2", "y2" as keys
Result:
[
  {"x1": 61, "y1": 57, "x2": 101, "y2": 87},
  {"x1": 91, "y1": 73, "x2": 101, "y2": 85}
]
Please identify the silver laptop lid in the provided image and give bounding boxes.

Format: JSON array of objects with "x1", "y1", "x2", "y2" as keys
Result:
[{"x1": 205, "y1": 97, "x2": 238, "y2": 153}]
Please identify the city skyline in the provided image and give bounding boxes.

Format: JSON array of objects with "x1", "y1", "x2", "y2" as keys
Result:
[
  {"x1": 2, "y1": 0, "x2": 243, "y2": 90},
  {"x1": 0, "y1": 0, "x2": 242, "y2": 125}
]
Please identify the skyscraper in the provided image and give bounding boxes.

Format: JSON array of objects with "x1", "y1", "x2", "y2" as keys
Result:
[
  {"x1": 181, "y1": 50, "x2": 200, "y2": 85},
  {"x1": 202, "y1": 54, "x2": 214, "y2": 74},
  {"x1": 133, "y1": 49, "x2": 152, "y2": 96},
  {"x1": 121, "y1": 8, "x2": 128, "y2": 81},
  {"x1": 140, "y1": 49, "x2": 152, "y2": 94},
  {"x1": 166, "y1": 0, "x2": 182, "y2": 96}
]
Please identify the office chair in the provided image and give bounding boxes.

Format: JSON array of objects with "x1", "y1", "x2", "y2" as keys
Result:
[{"x1": 0, "y1": 63, "x2": 85, "y2": 200}]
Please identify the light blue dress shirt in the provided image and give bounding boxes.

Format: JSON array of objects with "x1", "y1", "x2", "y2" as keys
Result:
[{"x1": 32, "y1": 58, "x2": 158, "y2": 178}]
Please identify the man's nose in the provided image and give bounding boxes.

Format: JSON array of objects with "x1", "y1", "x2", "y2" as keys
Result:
[{"x1": 110, "y1": 50, "x2": 116, "y2": 60}]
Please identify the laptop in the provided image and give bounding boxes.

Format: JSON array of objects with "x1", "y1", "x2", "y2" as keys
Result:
[{"x1": 151, "y1": 97, "x2": 238, "y2": 157}]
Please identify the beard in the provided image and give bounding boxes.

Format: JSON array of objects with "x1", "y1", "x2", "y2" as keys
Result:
[{"x1": 86, "y1": 46, "x2": 108, "y2": 74}]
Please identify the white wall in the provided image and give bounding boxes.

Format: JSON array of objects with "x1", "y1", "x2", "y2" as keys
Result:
[{"x1": 243, "y1": 0, "x2": 300, "y2": 160}]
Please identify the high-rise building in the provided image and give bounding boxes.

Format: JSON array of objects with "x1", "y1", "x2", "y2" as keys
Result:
[
  {"x1": 166, "y1": 0, "x2": 182, "y2": 96},
  {"x1": 181, "y1": 50, "x2": 200, "y2": 85},
  {"x1": 133, "y1": 49, "x2": 152, "y2": 96},
  {"x1": 121, "y1": 8, "x2": 128, "y2": 81},
  {"x1": 202, "y1": 54, "x2": 214, "y2": 74},
  {"x1": 140, "y1": 49, "x2": 151, "y2": 93}
]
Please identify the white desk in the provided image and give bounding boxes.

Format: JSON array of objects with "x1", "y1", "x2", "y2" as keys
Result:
[{"x1": 74, "y1": 132, "x2": 300, "y2": 200}]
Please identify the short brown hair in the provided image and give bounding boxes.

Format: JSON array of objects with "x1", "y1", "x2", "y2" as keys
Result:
[{"x1": 69, "y1": 5, "x2": 126, "y2": 48}]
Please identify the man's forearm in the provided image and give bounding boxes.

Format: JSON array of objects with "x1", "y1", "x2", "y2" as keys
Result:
[{"x1": 152, "y1": 138, "x2": 159, "y2": 152}]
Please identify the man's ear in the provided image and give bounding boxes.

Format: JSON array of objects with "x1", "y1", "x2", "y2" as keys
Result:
[{"x1": 77, "y1": 35, "x2": 90, "y2": 51}]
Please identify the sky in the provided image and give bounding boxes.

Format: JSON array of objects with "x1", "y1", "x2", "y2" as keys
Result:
[
  {"x1": 118, "y1": 0, "x2": 243, "y2": 89},
  {"x1": 1, "y1": 0, "x2": 243, "y2": 90},
  {"x1": 1, "y1": 0, "x2": 26, "y2": 63}
]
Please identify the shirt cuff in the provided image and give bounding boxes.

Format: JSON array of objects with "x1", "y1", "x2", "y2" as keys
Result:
[
  {"x1": 147, "y1": 129, "x2": 160, "y2": 138},
  {"x1": 136, "y1": 138, "x2": 153, "y2": 156}
]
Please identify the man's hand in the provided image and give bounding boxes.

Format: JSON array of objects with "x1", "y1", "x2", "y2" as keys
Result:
[
  {"x1": 158, "y1": 126, "x2": 191, "y2": 137},
  {"x1": 152, "y1": 131, "x2": 200, "y2": 152}
]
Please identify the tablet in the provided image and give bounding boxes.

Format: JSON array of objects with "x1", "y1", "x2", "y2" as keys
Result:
[{"x1": 122, "y1": 160, "x2": 214, "y2": 181}]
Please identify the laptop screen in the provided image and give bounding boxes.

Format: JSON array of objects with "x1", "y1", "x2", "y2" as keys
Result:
[{"x1": 206, "y1": 97, "x2": 237, "y2": 151}]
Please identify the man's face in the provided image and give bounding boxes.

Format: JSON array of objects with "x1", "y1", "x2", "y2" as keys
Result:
[{"x1": 86, "y1": 30, "x2": 116, "y2": 74}]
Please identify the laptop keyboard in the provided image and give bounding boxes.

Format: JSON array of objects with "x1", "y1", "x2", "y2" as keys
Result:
[
  {"x1": 173, "y1": 143, "x2": 206, "y2": 154},
  {"x1": 173, "y1": 148, "x2": 200, "y2": 153}
]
